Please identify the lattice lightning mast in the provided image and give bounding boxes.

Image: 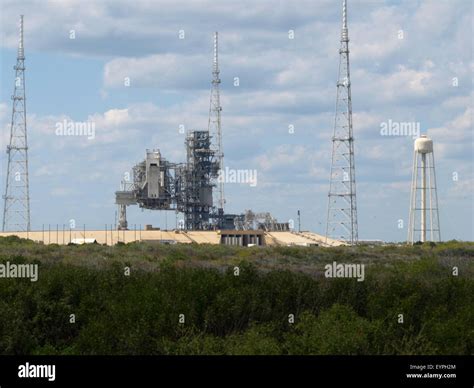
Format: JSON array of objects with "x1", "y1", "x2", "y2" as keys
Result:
[
  {"x1": 2, "y1": 15, "x2": 31, "y2": 232},
  {"x1": 208, "y1": 31, "x2": 225, "y2": 214},
  {"x1": 325, "y1": 0, "x2": 358, "y2": 245}
]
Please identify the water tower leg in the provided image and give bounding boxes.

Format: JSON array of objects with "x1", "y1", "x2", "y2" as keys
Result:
[
  {"x1": 408, "y1": 151, "x2": 417, "y2": 244},
  {"x1": 421, "y1": 153, "x2": 426, "y2": 242}
]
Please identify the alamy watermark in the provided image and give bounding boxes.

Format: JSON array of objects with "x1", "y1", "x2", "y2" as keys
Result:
[
  {"x1": 0, "y1": 261, "x2": 38, "y2": 282},
  {"x1": 55, "y1": 120, "x2": 95, "y2": 140},
  {"x1": 324, "y1": 261, "x2": 365, "y2": 282},
  {"x1": 217, "y1": 167, "x2": 257, "y2": 187},
  {"x1": 18, "y1": 363, "x2": 55, "y2": 382},
  {"x1": 380, "y1": 119, "x2": 420, "y2": 139}
]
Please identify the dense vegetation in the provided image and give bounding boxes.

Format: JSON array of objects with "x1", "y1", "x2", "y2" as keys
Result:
[{"x1": 0, "y1": 236, "x2": 472, "y2": 355}]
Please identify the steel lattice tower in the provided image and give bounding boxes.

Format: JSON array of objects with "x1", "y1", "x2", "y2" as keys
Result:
[
  {"x1": 325, "y1": 1, "x2": 358, "y2": 245},
  {"x1": 2, "y1": 15, "x2": 31, "y2": 232},
  {"x1": 208, "y1": 32, "x2": 225, "y2": 214}
]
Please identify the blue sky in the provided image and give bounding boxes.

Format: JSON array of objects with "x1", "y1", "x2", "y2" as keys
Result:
[{"x1": 0, "y1": 0, "x2": 472, "y2": 241}]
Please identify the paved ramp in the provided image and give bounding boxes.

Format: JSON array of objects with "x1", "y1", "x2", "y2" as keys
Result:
[
  {"x1": 264, "y1": 232, "x2": 318, "y2": 246},
  {"x1": 264, "y1": 231, "x2": 346, "y2": 247},
  {"x1": 298, "y1": 231, "x2": 347, "y2": 247}
]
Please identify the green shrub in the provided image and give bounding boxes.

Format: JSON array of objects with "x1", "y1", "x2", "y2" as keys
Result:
[{"x1": 0, "y1": 241, "x2": 472, "y2": 355}]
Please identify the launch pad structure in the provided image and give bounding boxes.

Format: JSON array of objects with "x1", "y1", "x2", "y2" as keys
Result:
[
  {"x1": 116, "y1": 130, "x2": 221, "y2": 231},
  {"x1": 0, "y1": 23, "x2": 343, "y2": 247},
  {"x1": 114, "y1": 32, "x2": 293, "y2": 234},
  {"x1": 115, "y1": 32, "x2": 227, "y2": 232},
  {"x1": 1, "y1": 2, "x2": 447, "y2": 247}
]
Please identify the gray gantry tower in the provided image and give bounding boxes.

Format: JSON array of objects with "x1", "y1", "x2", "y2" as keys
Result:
[
  {"x1": 208, "y1": 32, "x2": 225, "y2": 218},
  {"x1": 2, "y1": 15, "x2": 31, "y2": 232},
  {"x1": 325, "y1": 0, "x2": 358, "y2": 245}
]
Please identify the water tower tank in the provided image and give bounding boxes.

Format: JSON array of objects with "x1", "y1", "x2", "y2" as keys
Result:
[{"x1": 414, "y1": 135, "x2": 433, "y2": 154}]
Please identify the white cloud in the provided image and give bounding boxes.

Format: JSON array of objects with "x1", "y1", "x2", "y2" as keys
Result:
[
  {"x1": 429, "y1": 106, "x2": 472, "y2": 155},
  {"x1": 104, "y1": 54, "x2": 208, "y2": 89}
]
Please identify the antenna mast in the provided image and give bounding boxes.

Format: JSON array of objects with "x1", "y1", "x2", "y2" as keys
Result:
[
  {"x1": 208, "y1": 32, "x2": 225, "y2": 215},
  {"x1": 3, "y1": 15, "x2": 31, "y2": 232},
  {"x1": 325, "y1": 1, "x2": 358, "y2": 245}
]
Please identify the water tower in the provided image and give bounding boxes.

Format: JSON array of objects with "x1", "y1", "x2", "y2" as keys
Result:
[{"x1": 407, "y1": 135, "x2": 441, "y2": 244}]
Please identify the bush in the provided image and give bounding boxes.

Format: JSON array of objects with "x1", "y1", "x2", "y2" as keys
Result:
[
  {"x1": 286, "y1": 305, "x2": 371, "y2": 355},
  {"x1": 0, "y1": 242, "x2": 472, "y2": 355}
]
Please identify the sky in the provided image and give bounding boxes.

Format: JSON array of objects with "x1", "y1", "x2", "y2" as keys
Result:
[{"x1": 0, "y1": 0, "x2": 472, "y2": 241}]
